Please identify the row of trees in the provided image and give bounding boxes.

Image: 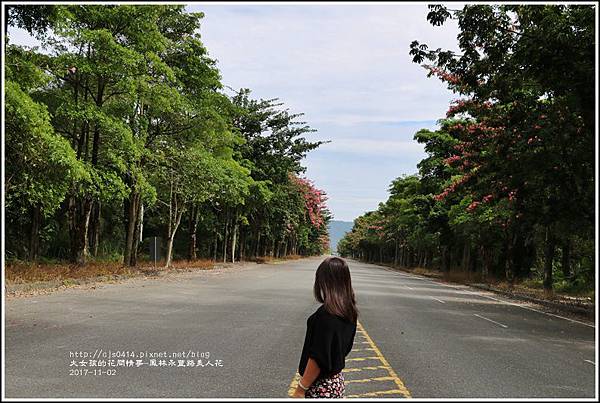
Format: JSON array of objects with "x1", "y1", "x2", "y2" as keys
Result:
[
  {"x1": 339, "y1": 4, "x2": 595, "y2": 293},
  {"x1": 5, "y1": 5, "x2": 331, "y2": 267}
]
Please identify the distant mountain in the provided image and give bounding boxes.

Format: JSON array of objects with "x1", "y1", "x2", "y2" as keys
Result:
[{"x1": 328, "y1": 220, "x2": 354, "y2": 254}]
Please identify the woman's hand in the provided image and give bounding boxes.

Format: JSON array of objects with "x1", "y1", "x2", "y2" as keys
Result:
[{"x1": 292, "y1": 386, "x2": 306, "y2": 398}]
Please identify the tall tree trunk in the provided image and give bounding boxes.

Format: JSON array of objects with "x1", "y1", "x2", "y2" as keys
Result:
[
  {"x1": 66, "y1": 77, "x2": 93, "y2": 266},
  {"x1": 68, "y1": 194, "x2": 93, "y2": 265},
  {"x1": 164, "y1": 176, "x2": 184, "y2": 268},
  {"x1": 165, "y1": 235, "x2": 175, "y2": 268},
  {"x1": 28, "y1": 204, "x2": 41, "y2": 262},
  {"x1": 561, "y1": 238, "x2": 571, "y2": 279},
  {"x1": 481, "y1": 245, "x2": 492, "y2": 283},
  {"x1": 84, "y1": 82, "x2": 104, "y2": 260},
  {"x1": 504, "y1": 233, "x2": 515, "y2": 287},
  {"x1": 239, "y1": 228, "x2": 245, "y2": 261},
  {"x1": 461, "y1": 240, "x2": 471, "y2": 272},
  {"x1": 131, "y1": 201, "x2": 143, "y2": 266},
  {"x1": 504, "y1": 252, "x2": 511, "y2": 286},
  {"x1": 231, "y1": 221, "x2": 238, "y2": 263},
  {"x1": 292, "y1": 234, "x2": 298, "y2": 255},
  {"x1": 123, "y1": 190, "x2": 140, "y2": 267},
  {"x1": 543, "y1": 225, "x2": 556, "y2": 295},
  {"x1": 213, "y1": 232, "x2": 218, "y2": 261},
  {"x1": 165, "y1": 209, "x2": 184, "y2": 268},
  {"x1": 254, "y1": 230, "x2": 261, "y2": 258},
  {"x1": 223, "y1": 210, "x2": 229, "y2": 263},
  {"x1": 398, "y1": 245, "x2": 404, "y2": 267},
  {"x1": 88, "y1": 200, "x2": 101, "y2": 257},
  {"x1": 441, "y1": 245, "x2": 450, "y2": 274},
  {"x1": 188, "y1": 205, "x2": 199, "y2": 261}
]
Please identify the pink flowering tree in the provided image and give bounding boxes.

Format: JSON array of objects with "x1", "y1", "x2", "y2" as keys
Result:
[{"x1": 289, "y1": 174, "x2": 331, "y2": 255}]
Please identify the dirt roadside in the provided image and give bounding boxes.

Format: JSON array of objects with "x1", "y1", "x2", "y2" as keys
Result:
[{"x1": 4, "y1": 258, "x2": 296, "y2": 299}]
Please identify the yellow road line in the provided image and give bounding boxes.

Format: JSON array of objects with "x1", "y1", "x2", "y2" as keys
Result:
[
  {"x1": 357, "y1": 320, "x2": 412, "y2": 398},
  {"x1": 350, "y1": 347, "x2": 376, "y2": 352},
  {"x1": 287, "y1": 372, "x2": 300, "y2": 397},
  {"x1": 346, "y1": 356, "x2": 380, "y2": 362},
  {"x1": 286, "y1": 321, "x2": 411, "y2": 398},
  {"x1": 345, "y1": 376, "x2": 397, "y2": 384},
  {"x1": 347, "y1": 389, "x2": 407, "y2": 397},
  {"x1": 343, "y1": 365, "x2": 388, "y2": 373}
]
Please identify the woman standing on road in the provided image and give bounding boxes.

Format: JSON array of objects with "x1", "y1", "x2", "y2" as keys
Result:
[{"x1": 292, "y1": 257, "x2": 358, "y2": 398}]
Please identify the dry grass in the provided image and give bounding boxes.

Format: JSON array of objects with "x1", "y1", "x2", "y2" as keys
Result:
[
  {"x1": 4, "y1": 255, "x2": 306, "y2": 285},
  {"x1": 251, "y1": 254, "x2": 303, "y2": 264},
  {"x1": 410, "y1": 267, "x2": 443, "y2": 278},
  {"x1": 493, "y1": 281, "x2": 593, "y2": 302},
  {"x1": 444, "y1": 270, "x2": 503, "y2": 286},
  {"x1": 398, "y1": 265, "x2": 503, "y2": 285},
  {"x1": 280, "y1": 254, "x2": 303, "y2": 261},
  {"x1": 139, "y1": 258, "x2": 215, "y2": 271},
  {"x1": 6, "y1": 261, "x2": 133, "y2": 284},
  {"x1": 5, "y1": 258, "x2": 216, "y2": 285}
]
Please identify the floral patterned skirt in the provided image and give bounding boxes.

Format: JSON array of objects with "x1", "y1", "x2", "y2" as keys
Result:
[{"x1": 305, "y1": 371, "x2": 345, "y2": 398}]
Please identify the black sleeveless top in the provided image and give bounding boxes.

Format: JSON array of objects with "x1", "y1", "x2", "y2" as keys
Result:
[{"x1": 298, "y1": 304, "x2": 357, "y2": 379}]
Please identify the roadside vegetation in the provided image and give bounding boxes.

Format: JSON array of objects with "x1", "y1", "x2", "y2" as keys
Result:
[
  {"x1": 338, "y1": 4, "x2": 595, "y2": 298},
  {"x1": 5, "y1": 5, "x2": 331, "y2": 280}
]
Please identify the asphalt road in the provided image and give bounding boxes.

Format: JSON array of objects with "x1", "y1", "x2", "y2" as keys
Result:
[{"x1": 4, "y1": 257, "x2": 597, "y2": 398}]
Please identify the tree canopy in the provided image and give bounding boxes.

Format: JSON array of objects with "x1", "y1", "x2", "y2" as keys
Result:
[
  {"x1": 5, "y1": 5, "x2": 331, "y2": 266},
  {"x1": 340, "y1": 4, "x2": 595, "y2": 294}
]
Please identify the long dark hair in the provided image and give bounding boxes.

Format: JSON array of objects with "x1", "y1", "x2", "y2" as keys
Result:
[{"x1": 313, "y1": 257, "x2": 358, "y2": 323}]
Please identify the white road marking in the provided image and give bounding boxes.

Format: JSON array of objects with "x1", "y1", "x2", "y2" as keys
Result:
[
  {"x1": 475, "y1": 293, "x2": 595, "y2": 329},
  {"x1": 473, "y1": 314, "x2": 508, "y2": 328},
  {"x1": 584, "y1": 360, "x2": 595, "y2": 365},
  {"x1": 377, "y1": 265, "x2": 595, "y2": 329},
  {"x1": 432, "y1": 297, "x2": 445, "y2": 304},
  {"x1": 404, "y1": 286, "x2": 415, "y2": 290}
]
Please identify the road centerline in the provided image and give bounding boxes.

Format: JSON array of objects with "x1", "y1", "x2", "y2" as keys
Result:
[
  {"x1": 355, "y1": 321, "x2": 411, "y2": 398},
  {"x1": 287, "y1": 320, "x2": 411, "y2": 398}
]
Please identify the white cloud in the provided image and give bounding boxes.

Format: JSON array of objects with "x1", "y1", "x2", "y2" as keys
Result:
[
  {"x1": 320, "y1": 137, "x2": 424, "y2": 156},
  {"x1": 191, "y1": 3, "x2": 461, "y2": 124}
]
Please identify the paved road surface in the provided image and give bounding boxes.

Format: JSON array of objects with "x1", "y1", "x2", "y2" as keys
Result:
[{"x1": 4, "y1": 257, "x2": 597, "y2": 398}]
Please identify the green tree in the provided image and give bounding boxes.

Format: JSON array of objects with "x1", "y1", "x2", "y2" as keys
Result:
[
  {"x1": 4, "y1": 4, "x2": 330, "y2": 268},
  {"x1": 409, "y1": 4, "x2": 594, "y2": 292},
  {"x1": 4, "y1": 75, "x2": 88, "y2": 260}
]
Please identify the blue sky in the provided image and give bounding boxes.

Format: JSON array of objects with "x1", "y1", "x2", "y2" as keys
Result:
[{"x1": 7, "y1": 3, "x2": 461, "y2": 222}]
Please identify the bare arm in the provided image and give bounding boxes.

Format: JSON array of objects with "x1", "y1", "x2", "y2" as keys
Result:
[{"x1": 293, "y1": 357, "x2": 321, "y2": 397}]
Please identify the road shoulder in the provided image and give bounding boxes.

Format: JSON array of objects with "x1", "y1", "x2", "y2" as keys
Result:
[
  {"x1": 4, "y1": 257, "x2": 307, "y2": 300},
  {"x1": 355, "y1": 260, "x2": 595, "y2": 326}
]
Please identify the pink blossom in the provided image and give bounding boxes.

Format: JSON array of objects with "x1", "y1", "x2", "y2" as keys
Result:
[
  {"x1": 466, "y1": 201, "x2": 480, "y2": 212},
  {"x1": 443, "y1": 155, "x2": 461, "y2": 165}
]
